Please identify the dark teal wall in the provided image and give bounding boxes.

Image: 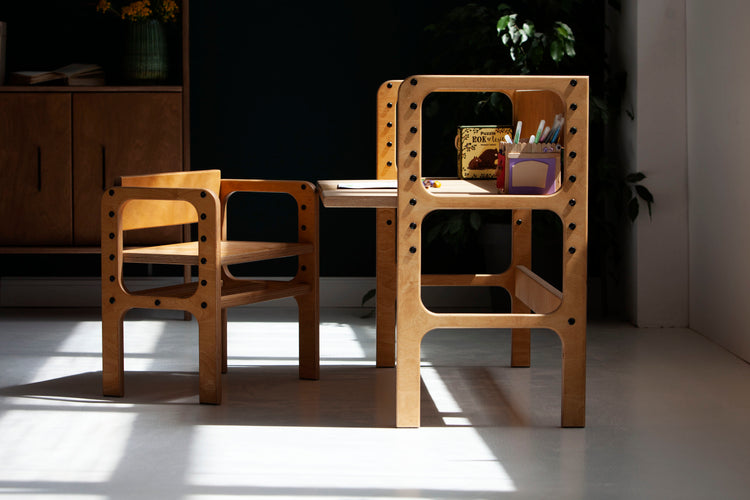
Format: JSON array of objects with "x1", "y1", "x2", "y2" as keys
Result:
[
  {"x1": 188, "y1": 0, "x2": 457, "y2": 276},
  {"x1": 0, "y1": 0, "x2": 606, "y2": 279}
]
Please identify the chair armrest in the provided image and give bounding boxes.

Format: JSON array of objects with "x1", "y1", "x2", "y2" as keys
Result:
[
  {"x1": 219, "y1": 179, "x2": 317, "y2": 204},
  {"x1": 218, "y1": 179, "x2": 319, "y2": 243},
  {"x1": 101, "y1": 186, "x2": 222, "y2": 290}
]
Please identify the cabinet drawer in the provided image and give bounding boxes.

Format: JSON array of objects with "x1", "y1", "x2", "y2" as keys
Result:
[
  {"x1": 0, "y1": 93, "x2": 73, "y2": 245},
  {"x1": 72, "y1": 92, "x2": 183, "y2": 245}
]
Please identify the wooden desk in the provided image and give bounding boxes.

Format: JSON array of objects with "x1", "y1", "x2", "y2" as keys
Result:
[
  {"x1": 319, "y1": 75, "x2": 588, "y2": 428},
  {"x1": 319, "y1": 179, "x2": 505, "y2": 208}
]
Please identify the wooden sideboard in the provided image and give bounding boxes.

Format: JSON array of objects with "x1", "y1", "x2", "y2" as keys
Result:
[{"x1": 0, "y1": 1, "x2": 190, "y2": 253}]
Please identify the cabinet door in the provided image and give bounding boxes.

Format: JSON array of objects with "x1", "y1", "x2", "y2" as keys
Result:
[
  {"x1": 72, "y1": 92, "x2": 183, "y2": 245},
  {"x1": 0, "y1": 93, "x2": 73, "y2": 245}
]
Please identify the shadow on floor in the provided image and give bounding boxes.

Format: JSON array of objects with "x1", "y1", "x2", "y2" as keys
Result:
[{"x1": 0, "y1": 364, "x2": 531, "y2": 428}]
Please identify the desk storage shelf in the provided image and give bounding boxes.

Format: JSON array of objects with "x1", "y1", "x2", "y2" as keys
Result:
[{"x1": 319, "y1": 75, "x2": 588, "y2": 428}]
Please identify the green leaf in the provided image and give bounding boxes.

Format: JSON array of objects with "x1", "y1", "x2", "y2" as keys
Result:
[
  {"x1": 627, "y1": 197, "x2": 639, "y2": 221},
  {"x1": 445, "y1": 218, "x2": 463, "y2": 235},
  {"x1": 497, "y1": 15, "x2": 510, "y2": 32},
  {"x1": 361, "y1": 288, "x2": 376, "y2": 306},
  {"x1": 625, "y1": 172, "x2": 646, "y2": 183},
  {"x1": 550, "y1": 40, "x2": 563, "y2": 62},
  {"x1": 555, "y1": 22, "x2": 574, "y2": 39},
  {"x1": 425, "y1": 225, "x2": 441, "y2": 244},
  {"x1": 564, "y1": 40, "x2": 576, "y2": 57},
  {"x1": 469, "y1": 211, "x2": 482, "y2": 231},
  {"x1": 501, "y1": 33, "x2": 510, "y2": 45},
  {"x1": 635, "y1": 184, "x2": 654, "y2": 203},
  {"x1": 522, "y1": 21, "x2": 535, "y2": 38}
]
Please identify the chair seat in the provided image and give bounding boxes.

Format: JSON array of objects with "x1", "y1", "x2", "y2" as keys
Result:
[{"x1": 123, "y1": 240, "x2": 314, "y2": 266}]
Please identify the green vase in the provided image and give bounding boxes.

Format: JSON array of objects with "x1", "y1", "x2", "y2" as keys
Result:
[{"x1": 123, "y1": 20, "x2": 167, "y2": 82}]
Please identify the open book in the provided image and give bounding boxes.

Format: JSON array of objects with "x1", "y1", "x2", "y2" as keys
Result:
[{"x1": 7, "y1": 63, "x2": 105, "y2": 86}]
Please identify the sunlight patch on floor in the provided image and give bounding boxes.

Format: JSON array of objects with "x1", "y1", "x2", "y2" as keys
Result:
[
  {"x1": 186, "y1": 426, "x2": 516, "y2": 494},
  {"x1": 228, "y1": 321, "x2": 369, "y2": 367},
  {"x1": 0, "y1": 410, "x2": 136, "y2": 483},
  {"x1": 420, "y1": 366, "x2": 463, "y2": 414}
]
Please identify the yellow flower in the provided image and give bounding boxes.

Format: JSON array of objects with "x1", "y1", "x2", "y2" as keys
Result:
[
  {"x1": 159, "y1": 0, "x2": 179, "y2": 22},
  {"x1": 96, "y1": 0, "x2": 112, "y2": 13},
  {"x1": 121, "y1": 1, "x2": 153, "y2": 22},
  {"x1": 97, "y1": 0, "x2": 179, "y2": 23}
]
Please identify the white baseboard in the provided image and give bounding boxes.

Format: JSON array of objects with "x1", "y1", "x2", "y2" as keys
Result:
[{"x1": 0, "y1": 276, "x2": 492, "y2": 309}]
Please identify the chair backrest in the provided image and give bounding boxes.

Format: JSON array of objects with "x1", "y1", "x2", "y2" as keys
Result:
[{"x1": 117, "y1": 169, "x2": 222, "y2": 230}]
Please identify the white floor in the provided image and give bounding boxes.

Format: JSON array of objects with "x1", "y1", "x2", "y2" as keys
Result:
[{"x1": 0, "y1": 307, "x2": 749, "y2": 499}]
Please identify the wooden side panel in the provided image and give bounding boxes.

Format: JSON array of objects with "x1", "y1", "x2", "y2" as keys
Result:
[
  {"x1": 376, "y1": 208, "x2": 397, "y2": 367},
  {"x1": 394, "y1": 75, "x2": 589, "y2": 428},
  {"x1": 73, "y1": 92, "x2": 183, "y2": 245},
  {"x1": 376, "y1": 80, "x2": 401, "y2": 180},
  {"x1": 0, "y1": 93, "x2": 72, "y2": 245}
]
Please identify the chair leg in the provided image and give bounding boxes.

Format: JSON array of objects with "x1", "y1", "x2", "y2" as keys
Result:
[
  {"x1": 296, "y1": 291, "x2": 320, "y2": 380},
  {"x1": 221, "y1": 308, "x2": 228, "y2": 374},
  {"x1": 197, "y1": 306, "x2": 222, "y2": 404},
  {"x1": 102, "y1": 306, "x2": 127, "y2": 397}
]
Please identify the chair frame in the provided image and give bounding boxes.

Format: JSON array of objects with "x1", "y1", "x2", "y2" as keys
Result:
[{"x1": 101, "y1": 170, "x2": 319, "y2": 404}]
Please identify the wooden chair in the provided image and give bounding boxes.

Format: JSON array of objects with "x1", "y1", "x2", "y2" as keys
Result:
[{"x1": 101, "y1": 169, "x2": 319, "y2": 404}]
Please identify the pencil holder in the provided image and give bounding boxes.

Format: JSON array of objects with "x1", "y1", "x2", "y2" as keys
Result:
[{"x1": 501, "y1": 143, "x2": 562, "y2": 194}]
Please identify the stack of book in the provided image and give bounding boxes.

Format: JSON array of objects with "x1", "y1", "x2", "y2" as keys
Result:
[{"x1": 7, "y1": 63, "x2": 105, "y2": 86}]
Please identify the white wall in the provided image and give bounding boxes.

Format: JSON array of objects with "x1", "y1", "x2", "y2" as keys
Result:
[
  {"x1": 612, "y1": 0, "x2": 690, "y2": 327},
  {"x1": 686, "y1": 0, "x2": 750, "y2": 361}
]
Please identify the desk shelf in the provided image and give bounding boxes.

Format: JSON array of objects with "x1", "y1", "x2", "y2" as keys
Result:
[{"x1": 319, "y1": 75, "x2": 588, "y2": 428}]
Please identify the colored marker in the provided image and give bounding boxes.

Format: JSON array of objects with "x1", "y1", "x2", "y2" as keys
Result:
[
  {"x1": 513, "y1": 121, "x2": 522, "y2": 143},
  {"x1": 546, "y1": 114, "x2": 561, "y2": 143},
  {"x1": 550, "y1": 116, "x2": 565, "y2": 143},
  {"x1": 539, "y1": 126, "x2": 551, "y2": 142},
  {"x1": 535, "y1": 119, "x2": 545, "y2": 140}
]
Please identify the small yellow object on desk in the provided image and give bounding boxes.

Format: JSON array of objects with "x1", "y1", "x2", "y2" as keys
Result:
[{"x1": 422, "y1": 178, "x2": 441, "y2": 189}]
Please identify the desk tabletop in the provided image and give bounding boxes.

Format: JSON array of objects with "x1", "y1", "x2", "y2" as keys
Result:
[{"x1": 317, "y1": 179, "x2": 499, "y2": 208}]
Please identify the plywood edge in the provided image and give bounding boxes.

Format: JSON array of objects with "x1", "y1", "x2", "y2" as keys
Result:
[{"x1": 514, "y1": 265, "x2": 562, "y2": 314}]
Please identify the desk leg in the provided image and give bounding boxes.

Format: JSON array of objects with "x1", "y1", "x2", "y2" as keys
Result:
[
  {"x1": 511, "y1": 209, "x2": 532, "y2": 367},
  {"x1": 396, "y1": 328, "x2": 422, "y2": 428},
  {"x1": 376, "y1": 208, "x2": 397, "y2": 367},
  {"x1": 560, "y1": 322, "x2": 586, "y2": 427}
]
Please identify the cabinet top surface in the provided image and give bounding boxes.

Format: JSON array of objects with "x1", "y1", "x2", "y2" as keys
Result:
[{"x1": 0, "y1": 86, "x2": 183, "y2": 93}]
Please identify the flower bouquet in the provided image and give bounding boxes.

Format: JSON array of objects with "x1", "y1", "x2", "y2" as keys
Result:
[{"x1": 96, "y1": 0, "x2": 180, "y2": 82}]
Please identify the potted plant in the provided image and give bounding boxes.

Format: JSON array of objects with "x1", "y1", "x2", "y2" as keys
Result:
[
  {"x1": 382, "y1": 1, "x2": 653, "y2": 316},
  {"x1": 96, "y1": 0, "x2": 180, "y2": 82}
]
